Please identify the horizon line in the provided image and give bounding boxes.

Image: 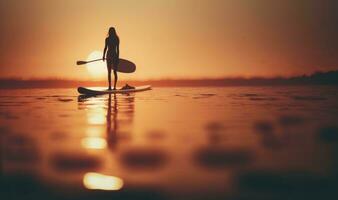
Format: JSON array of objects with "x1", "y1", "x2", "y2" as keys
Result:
[
  {"x1": 0, "y1": 70, "x2": 338, "y2": 88},
  {"x1": 0, "y1": 69, "x2": 336, "y2": 82}
]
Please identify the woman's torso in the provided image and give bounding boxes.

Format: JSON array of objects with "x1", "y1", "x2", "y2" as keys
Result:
[{"x1": 106, "y1": 37, "x2": 119, "y2": 57}]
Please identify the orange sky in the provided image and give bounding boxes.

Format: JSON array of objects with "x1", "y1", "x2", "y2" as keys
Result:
[{"x1": 0, "y1": 0, "x2": 338, "y2": 80}]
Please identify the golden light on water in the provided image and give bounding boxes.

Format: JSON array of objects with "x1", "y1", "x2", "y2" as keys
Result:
[
  {"x1": 86, "y1": 126, "x2": 105, "y2": 137},
  {"x1": 81, "y1": 137, "x2": 107, "y2": 149},
  {"x1": 83, "y1": 172, "x2": 123, "y2": 191},
  {"x1": 86, "y1": 51, "x2": 107, "y2": 79},
  {"x1": 87, "y1": 108, "x2": 106, "y2": 125}
]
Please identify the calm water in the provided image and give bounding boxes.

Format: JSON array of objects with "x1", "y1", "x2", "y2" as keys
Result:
[{"x1": 1, "y1": 86, "x2": 338, "y2": 200}]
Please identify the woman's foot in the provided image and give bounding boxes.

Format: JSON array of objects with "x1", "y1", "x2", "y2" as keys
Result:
[{"x1": 108, "y1": 87, "x2": 112, "y2": 90}]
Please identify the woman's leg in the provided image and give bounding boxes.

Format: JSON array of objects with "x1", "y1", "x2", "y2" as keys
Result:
[
  {"x1": 113, "y1": 69, "x2": 118, "y2": 90},
  {"x1": 107, "y1": 62, "x2": 112, "y2": 90}
]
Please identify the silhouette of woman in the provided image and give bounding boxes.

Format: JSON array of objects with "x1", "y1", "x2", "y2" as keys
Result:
[{"x1": 103, "y1": 27, "x2": 120, "y2": 90}]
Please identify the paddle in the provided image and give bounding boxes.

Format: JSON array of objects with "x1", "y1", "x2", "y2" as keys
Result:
[{"x1": 76, "y1": 58, "x2": 103, "y2": 65}]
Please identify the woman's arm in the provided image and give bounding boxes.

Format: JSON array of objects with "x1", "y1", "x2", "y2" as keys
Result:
[{"x1": 103, "y1": 39, "x2": 107, "y2": 61}]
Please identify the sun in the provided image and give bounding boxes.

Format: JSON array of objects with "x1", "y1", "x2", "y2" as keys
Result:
[{"x1": 86, "y1": 51, "x2": 107, "y2": 79}]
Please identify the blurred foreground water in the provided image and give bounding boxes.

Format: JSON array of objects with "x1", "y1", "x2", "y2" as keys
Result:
[{"x1": 1, "y1": 86, "x2": 338, "y2": 200}]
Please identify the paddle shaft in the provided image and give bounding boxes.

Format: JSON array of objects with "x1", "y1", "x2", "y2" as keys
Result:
[{"x1": 81, "y1": 58, "x2": 103, "y2": 64}]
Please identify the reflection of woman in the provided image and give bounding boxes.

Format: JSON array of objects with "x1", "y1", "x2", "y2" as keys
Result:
[
  {"x1": 107, "y1": 94, "x2": 117, "y2": 149},
  {"x1": 103, "y1": 27, "x2": 120, "y2": 90}
]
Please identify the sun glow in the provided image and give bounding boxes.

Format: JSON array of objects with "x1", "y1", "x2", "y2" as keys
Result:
[{"x1": 86, "y1": 51, "x2": 107, "y2": 79}]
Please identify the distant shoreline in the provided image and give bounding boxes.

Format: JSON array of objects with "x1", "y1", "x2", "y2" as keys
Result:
[{"x1": 1, "y1": 70, "x2": 338, "y2": 88}]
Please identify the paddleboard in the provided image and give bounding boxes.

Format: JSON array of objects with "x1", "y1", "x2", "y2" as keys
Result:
[
  {"x1": 78, "y1": 85, "x2": 151, "y2": 95},
  {"x1": 112, "y1": 58, "x2": 136, "y2": 73}
]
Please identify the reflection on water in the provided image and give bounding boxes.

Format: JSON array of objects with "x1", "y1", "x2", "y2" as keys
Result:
[
  {"x1": 78, "y1": 93, "x2": 135, "y2": 150},
  {"x1": 83, "y1": 172, "x2": 123, "y2": 191},
  {"x1": 81, "y1": 137, "x2": 107, "y2": 149},
  {"x1": 1, "y1": 86, "x2": 338, "y2": 199},
  {"x1": 87, "y1": 110, "x2": 106, "y2": 125}
]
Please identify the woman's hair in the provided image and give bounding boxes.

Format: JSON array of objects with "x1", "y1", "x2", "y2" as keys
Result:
[{"x1": 108, "y1": 27, "x2": 119, "y2": 41}]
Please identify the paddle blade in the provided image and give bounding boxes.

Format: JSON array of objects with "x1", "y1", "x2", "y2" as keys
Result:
[{"x1": 76, "y1": 61, "x2": 87, "y2": 65}]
